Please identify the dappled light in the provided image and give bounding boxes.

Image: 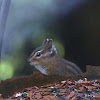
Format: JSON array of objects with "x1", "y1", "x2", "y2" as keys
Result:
[{"x1": 0, "y1": 60, "x2": 14, "y2": 80}]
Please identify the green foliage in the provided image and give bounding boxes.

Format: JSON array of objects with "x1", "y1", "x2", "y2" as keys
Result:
[
  {"x1": 0, "y1": 60, "x2": 14, "y2": 80},
  {"x1": 53, "y1": 40, "x2": 65, "y2": 57}
]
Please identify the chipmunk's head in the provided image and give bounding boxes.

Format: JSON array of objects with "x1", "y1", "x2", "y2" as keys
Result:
[{"x1": 28, "y1": 39, "x2": 57, "y2": 74}]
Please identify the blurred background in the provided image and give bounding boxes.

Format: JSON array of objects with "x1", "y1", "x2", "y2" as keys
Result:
[{"x1": 0, "y1": 0, "x2": 100, "y2": 80}]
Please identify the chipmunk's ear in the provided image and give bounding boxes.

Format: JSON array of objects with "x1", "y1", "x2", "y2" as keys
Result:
[
  {"x1": 43, "y1": 39, "x2": 53, "y2": 50},
  {"x1": 48, "y1": 39, "x2": 53, "y2": 49},
  {"x1": 43, "y1": 39, "x2": 48, "y2": 45}
]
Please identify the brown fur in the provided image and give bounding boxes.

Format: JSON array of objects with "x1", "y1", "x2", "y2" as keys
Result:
[{"x1": 28, "y1": 39, "x2": 82, "y2": 76}]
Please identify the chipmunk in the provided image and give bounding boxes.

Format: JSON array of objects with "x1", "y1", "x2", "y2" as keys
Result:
[{"x1": 28, "y1": 39, "x2": 82, "y2": 76}]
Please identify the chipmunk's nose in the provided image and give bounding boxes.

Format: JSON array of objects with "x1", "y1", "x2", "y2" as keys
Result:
[{"x1": 27, "y1": 58, "x2": 31, "y2": 63}]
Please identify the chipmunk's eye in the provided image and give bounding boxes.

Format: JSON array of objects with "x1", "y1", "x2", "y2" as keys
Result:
[{"x1": 36, "y1": 52, "x2": 41, "y2": 57}]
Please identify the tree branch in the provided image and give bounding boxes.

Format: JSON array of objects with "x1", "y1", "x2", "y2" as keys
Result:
[{"x1": 0, "y1": 0, "x2": 11, "y2": 62}]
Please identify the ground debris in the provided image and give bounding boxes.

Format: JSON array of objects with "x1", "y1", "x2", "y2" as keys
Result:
[{"x1": 4, "y1": 78, "x2": 100, "y2": 100}]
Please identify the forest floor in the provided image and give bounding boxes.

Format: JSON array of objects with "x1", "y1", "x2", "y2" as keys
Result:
[{"x1": 5, "y1": 78, "x2": 100, "y2": 100}]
